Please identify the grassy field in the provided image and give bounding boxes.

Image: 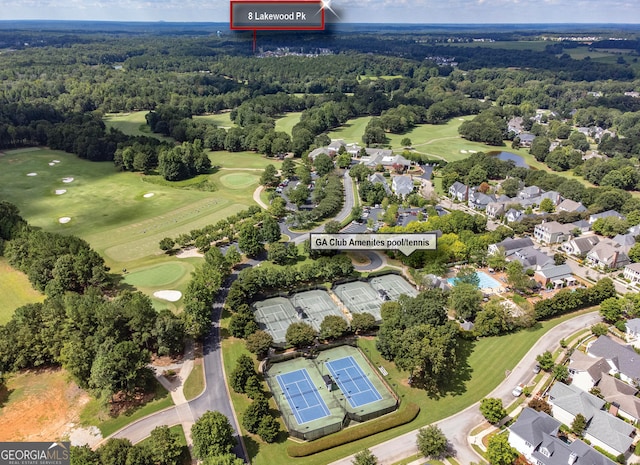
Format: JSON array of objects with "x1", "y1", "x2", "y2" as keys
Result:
[
  {"x1": 103, "y1": 112, "x2": 174, "y2": 142},
  {"x1": 328, "y1": 116, "x2": 373, "y2": 143},
  {"x1": 0, "y1": 258, "x2": 45, "y2": 324},
  {"x1": 0, "y1": 148, "x2": 260, "y2": 272},
  {"x1": 274, "y1": 112, "x2": 303, "y2": 136},
  {"x1": 193, "y1": 112, "x2": 236, "y2": 128},
  {"x1": 228, "y1": 309, "x2": 595, "y2": 465},
  {"x1": 209, "y1": 150, "x2": 283, "y2": 170}
]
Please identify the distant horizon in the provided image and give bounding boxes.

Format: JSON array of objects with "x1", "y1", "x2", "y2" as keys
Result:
[{"x1": 0, "y1": 0, "x2": 639, "y2": 25}]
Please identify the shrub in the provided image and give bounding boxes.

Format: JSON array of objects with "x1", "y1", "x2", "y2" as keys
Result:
[{"x1": 287, "y1": 403, "x2": 419, "y2": 457}]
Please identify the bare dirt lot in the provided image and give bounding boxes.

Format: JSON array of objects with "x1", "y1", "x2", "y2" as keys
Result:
[{"x1": 0, "y1": 368, "x2": 91, "y2": 442}]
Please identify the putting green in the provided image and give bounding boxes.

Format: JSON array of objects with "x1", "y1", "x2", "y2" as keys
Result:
[
  {"x1": 123, "y1": 262, "x2": 188, "y2": 288},
  {"x1": 219, "y1": 173, "x2": 259, "y2": 190}
]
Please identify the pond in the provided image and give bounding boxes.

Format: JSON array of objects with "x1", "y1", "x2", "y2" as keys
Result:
[{"x1": 489, "y1": 151, "x2": 529, "y2": 168}]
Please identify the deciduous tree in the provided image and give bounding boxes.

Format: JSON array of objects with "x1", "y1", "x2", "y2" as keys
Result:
[
  {"x1": 416, "y1": 425, "x2": 448, "y2": 459},
  {"x1": 191, "y1": 411, "x2": 236, "y2": 459}
]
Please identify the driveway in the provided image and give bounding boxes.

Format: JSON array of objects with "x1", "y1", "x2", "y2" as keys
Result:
[{"x1": 329, "y1": 311, "x2": 602, "y2": 465}]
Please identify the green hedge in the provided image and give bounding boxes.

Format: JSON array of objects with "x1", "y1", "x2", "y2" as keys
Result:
[{"x1": 287, "y1": 403, "x2": 420, "y2": 457}]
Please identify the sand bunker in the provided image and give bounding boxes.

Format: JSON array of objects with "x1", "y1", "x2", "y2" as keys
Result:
[
  {"x1": 52, "y1": 160, "x2": 60, "y2": 163},
  {"x1": 176, "y1": 248, "x2": 204, "y2": 259},
  {"x1": 469, "y1": 150, "x2": 477, "y2": 153},
  {"x1": 58, "y1": 217, "x2": 71, "y2": 224},
  {"x1": 153, "y1": 290, "x2": 182, "y2": 302},
  {"x1": 460, "y1": 150, "x2": 468, "y2": 154},
  {"x1": 143, "y1": 193, "x2": 155, "y2": 198},
  {"x1": 62, "y1": 177, "x2": 74, "y2": 183},
  {"x1": 27, "y1": 172, "x2": 38, "y2": 176},
  {"x1": 49, "y1": 163, "x2": 55, "y2": 166},
  {"x1": 55, "y1": 189, "x2": 67, "y2": 195}
]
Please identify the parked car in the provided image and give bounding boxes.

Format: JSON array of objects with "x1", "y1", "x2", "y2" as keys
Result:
[
  {"x1": 512, "y1": 385, "x2": 524, "y2": 397},
  {"x1": 533, "y1": 364, "x2": 541, "y2": 374}
]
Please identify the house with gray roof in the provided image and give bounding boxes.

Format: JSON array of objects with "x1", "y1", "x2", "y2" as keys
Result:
[
  {"x1": 518, "y1": 133, "x2": 536, "y2": 147},
  {"x1": 586, "y1": 240, "x2": 630, "y2": 269},
  {"x1": 534, "y1": 221, "x2": 574, "y2": 244},
  {"x1": 626, "y1": 318, "x2": 640, "y2": 348},
  {"x1": 548, "y1": 382, "x2": 634, "y2": 457},
  {"x1": 328, "y1": 139, "x2": 346, "y2": 152},
  {"x1": 534, "y1": 264, "x2": 575, "y2": 288},
  {"x1": 518, "y1": 185, "x2": 543, "y2": 199},
  {"x1": 362, "y1": 150, "x2": 410, "y2": 170},
  {"x1": 589, "y1": 210, "x2": 626, "y2": 225},
  {"x1": 613, "y1": 233, "x2": 635, "y2": 250},
  {"x1": 391, "y1": 175, "x2": 414, "y2": 198},
  {"x1": 598, "y1": 374, "x2": 640, "y2": 424},
  {"x1": 448, "y1": 181, "x2": 468, "y2": 202},
  {"x1": 512, "y1": 246, "x2": 555, "y2": 270},
  {"x1": 505, "y1": 208, "x2": 524, "y2": 223},
  {"x1": 588, "y1": 335, "x2": 640, "y2": 386},
  {"x1": 628, "y1": 224, "x2": 640, "y2": 236},
  {"x1": 308, "y1": 147, "x2": 332, "y2": 161},
  {"x1": 568, "y1": 350, "x2": 610, "y2": 392},
  {"x1": 468, "y1": 190, "x2": 496, "y2": 210},
  {"x1": 561, "y1": 235, "x2": 600, "y2": 257},
  {"x1": 558, "y1": 198, "x2": 587, "y2": 213},
  {"x1": 572, "y1": 219, "x2": 591, "y2": 233},
  {"x1": 488, "y1": 237, "x2": 534, "y2": 256},
  {"x1": 508, "y1": 408, "x2": 616, "y2": 465},
  {"x1": 485, "y1": 201, "x2": 506, "y2": 219},
  {"x1": 367, "y1": 173, "x2": 391, "y2": 195},
  {"x1": 624, "y1": 263, "x2": 640, "y2": 285}
]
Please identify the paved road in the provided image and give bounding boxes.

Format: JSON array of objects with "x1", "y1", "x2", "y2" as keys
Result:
[
  {"x1": 330, "y1": 311, "x2": 602, "y2": 465},
  {"x1": 291, "y1": 170, "x2": 355, "y2": 245},
  {"x1": 108, "y1": 268, "x2": 251, "y2": 462}
]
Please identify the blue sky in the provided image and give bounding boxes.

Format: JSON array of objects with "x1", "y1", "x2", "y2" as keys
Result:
[{"x1": 0, "y1": 0, "x2": 639, "y2": 23}]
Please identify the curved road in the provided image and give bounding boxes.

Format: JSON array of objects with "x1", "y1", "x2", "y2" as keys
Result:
[
  {"x1": 330, "y1": 311, "x2": 602, "y2": 465},
  {"x1": 111, "y1": 272, "x2": 249, "y2": 461}
]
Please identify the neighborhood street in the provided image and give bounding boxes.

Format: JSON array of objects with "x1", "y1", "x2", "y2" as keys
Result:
[{"x1": 330, "y1": 311, "x2": 602, "y2": 465}]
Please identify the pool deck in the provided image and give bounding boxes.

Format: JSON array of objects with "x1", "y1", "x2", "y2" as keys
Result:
[{"x1": 446, "y1": 268, "x2": 507, "y2": 294}]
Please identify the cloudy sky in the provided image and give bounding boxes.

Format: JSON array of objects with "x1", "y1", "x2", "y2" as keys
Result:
[{"x1": 0, "y1": 0, "x2": 639, "y2": 23}]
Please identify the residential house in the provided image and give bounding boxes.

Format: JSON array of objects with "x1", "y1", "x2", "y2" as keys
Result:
[
  {"x1": 519, "y1": 185, "x2": 543, "y2": 199},
  {"x1": 534, "y1": 221, "x2": 574, "y2": 244},
  {"x1": 624, "y1": 263, "x2": 640, "y2": 284},
  {"x1": 548, "y1": 382, "x2": 634, "y2": 457},
  {"x1": 588, "y1": 335, "x2": 640, "y2": 386},
  {"x1": 586, "y1": 240, "x2": 630, "y2": 269},
  {"x1": 598, "y1": 374, "x2": 640, "y2": 424},
  {"x1": 485, "y1": 202, "x2": 506, "y2": 219},
  {"x1": 391, "y1": 175, "x2": 414, "y2": 198},
  {"x1": 613, "y1": 233, "x2": 635, "y2": 251},
  {"x1": 468, "y1": 189, "x2": 496, "y2": 210},
  {"x1": 508, "y1": 407, "x2": 616, "y2": 465},
  {"x1": 518, "y1": 133, "x2": 536, "y2": 147},
  {"x1": 557, "y1": 199, "x2": 587, "y2": 214},
  {"x1": 308, "y1": 147, "x2": 332, "y2": 161},
  {"x1": 572, "y1": 219, "x2": 592, "y2": 233},
  {"x1": 328, "y1": 139, "x2": 346, "y2": 153},
  {"x1": 488, "y1": 237, "x2": 534, "y2": 256},
  {"x1": 561, "y1": 235, "x2": 600, "y2": 257},
  {"x1": 628, "y1": 224, "x2": 640, "y2": 237},
  {"x1": 568, "y1": 350, "x2": 610, "y2": 392},
  {"x1": 448, "y1": 181, "x2": 468, "y2": 202},
  {"x1": 512, "y1": 246, "x2": 555, "y2": 270},
  {"x1": 539, "y1": 191, "x2": 564, "y2": 206},
  {"x1": 626, "y1": 318, "x2": 640, "y2": 348},
  {"x1": 589, "y1": 210, "x2": 626, "y2": 225},
  {"x1": 507, "y1": 116, "x2": 524, "y2": 135},
  {"x1": 367, "y1": 173, "x2": 391, "y2": 195},
  {"x1": 534, "y1": 264, "x2": 576, "y2": 288},
  {"x1": 505, "y1": 208, "x2": 524, "y2": 223},
  {"x1": 362, "y1": 150, "x2": 410, "y2": 170}
]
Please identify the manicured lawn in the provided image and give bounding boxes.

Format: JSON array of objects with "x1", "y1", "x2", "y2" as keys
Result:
[
  {"x1": 219, "y1": 172, "x2": 260, "y2": 190},
  {"x1": 124, "y1": 262, "x2": 189, "y2": 288},
  {"x1": 0, "y1": 258, "x2": 45, "y2": 324},
  {"x1": 103, "y1": 112, "x2": 174, "y2": 142},
  {"x1": 328, "y1": 116, "x2": 373, "y2": 143},
  {"x1": 274, "y1": 112, "x2": 303, "y2": 135},
  {"x1": 208, "y1": 150, "x2": 283, "y2": 170},
  {"x1": 80, "y1": 379, "x2": 174, "y2": 438},
  {"x1": 228, "y1": 309, "x2": 595, "y2": 465},
  {"x1": 183, "y1": 361, "x2": 204, "y2": 401},
  {"x1": 193, "y1": 112, "x2": 236, "y2": 128},
  {"x1": 0, "y1": 149, "x2": 258, "y2": 272}
]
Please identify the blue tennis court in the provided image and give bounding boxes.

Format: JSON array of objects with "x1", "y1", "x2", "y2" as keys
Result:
[
  {"x1": 276, "y1": 369, "x2": 330, "y2": 425},
  {"x1": 325, "y1": 356, "x2": 382, "y2": 408}
]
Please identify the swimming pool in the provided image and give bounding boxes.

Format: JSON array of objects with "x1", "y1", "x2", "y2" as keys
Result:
[{"x1": 447, "y1": 271, "x2": 502, "y2": 290}]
